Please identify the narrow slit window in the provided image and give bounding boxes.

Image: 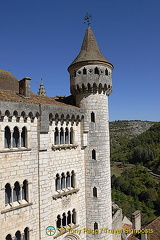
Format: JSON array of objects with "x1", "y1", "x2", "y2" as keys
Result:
[
  {"x1": 62, "y1": 213, "x2": 66, "y2": 227},
  {"x1": 66, "y1": 172, "x2": 70, "y2": 188},
  {"x1": 83, "y1": 67, "x2": 87, "y2": 75},
  {"x1": 67, "y1": 211, "x2": 71, "y2": 225},
  {"x1": 61, "y1": 173, "x2": 65, "y2": 189},
  {"x1": 57, "y1": 215, "x2": 61, "y2": 228},
  {"x1": 72, "y1": 209, "x2": 76, "y2": 224},
  {"x1": 5, "y1": 183, "x2": 12, "y2": 205},
  {"x1": 91, "y1": 112, "x2": 95, "y2": 122},
  {"x1": 60, "y1": 127, "x2": 64, "y2": 144},
  {"x1": 71, "y1": 171, "x2": 75, "y2": 188},
  {"x1": 93, "y1": 187, "x2": 97, "y2": 197},
  {"x1": 105, "y1": 68, "x2": 108, "y2": 75},
  {"x1": 56, "y1": 174, "x2": 60, "y2": 191},
  {"x1": 54, "y1": 128, "x2": 59, "y2": 145},
  {"x1": 21, "y1": 127, "x2": 27, "y2": 147},
  {"x1": 65, "y1": 127, "x2": 69, "y2": 144},
  {"x1": 92, "y1": 149, "x2": 96, "y2": 160},
  {"x1": 13, "y1": 126, "x2": 20, "y2": 148},
  {"x1": 4, "y1": 126, "x2": 11, "y2": 148},
  {"x1": 94, "y1": 67, "x2": 99, "y2": 75},
  {"x1": 22, "y1": 180, "x2": 28, "y2": 201},
  {"x1": 94, "y1": 222, "x2": 98, "y2": 230}
]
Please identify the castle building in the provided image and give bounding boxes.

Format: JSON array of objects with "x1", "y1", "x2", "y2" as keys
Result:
[{"x1": 0, "y1": 27, "x2": 115, "y2": 240}]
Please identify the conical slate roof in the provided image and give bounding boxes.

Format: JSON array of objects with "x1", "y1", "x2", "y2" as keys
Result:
[{"x1": 69, "y1": 27, "x2": 112, "y2": 67}]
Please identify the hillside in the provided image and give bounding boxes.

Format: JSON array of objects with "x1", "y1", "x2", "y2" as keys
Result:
[{"x1": 109, "y1": 120, "x2": 155, "y2": 147}]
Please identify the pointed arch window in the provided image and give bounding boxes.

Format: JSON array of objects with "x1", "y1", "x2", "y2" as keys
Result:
[
  {"x1": 56, "y1": 174, "x2": 61, "y2": 191},
  {"x1": 22, "y1": 180, "x2": 28, "y2": 201},
  {"x1": 92, "y1": 149, "x2": 96, "y2": 160},
  {"x1": 66, "y1": 172, "x2": 70, "y2": 188},
  {"x1": 70, "y1": 127, "x2": 73, "y2": 144},
  {"x1": 62, "y1": 213, "x2": 66, "y2": 227},
  {"x1": 5, "y1": 183, "x2": 12, "y2": 205},
  {"x1": 13, "y1": 181, "x2": 20, "y2": 202},
  {"x1": 105, "y1": 68, "x2": 108, "y2": 75},
  {"x1": 57, "y1": 215, "x2": 61, "y2": 228},
  {"x1": 6, "y1": 235, "x2": 12, "y2": 240},
  {"x1": 91, "y1": 112, "x2": 95, "y2": 122},
  {"x1": 21, "y1": 127, "x2": 27, "y2": 147},
  {"x1": 65, "y1": 127, "x2": 69, "y2": 144},
  {"x1": 72, "y1": 209, "x2": 76, "y2": 224},
  {"x1": 54, "y1": 127, "x2": 59, "y2": 145},
  {"x1": 13, "y1": 126, "x2": 20, "y2": 148},
  {"x1": 83, "y1": 67, "x2": 87, "y2": 75},
  {"x1": 94, "y1": 67, "x2": 99, "y2": 75},
  {"x1": 24, "y1": 227, "x2": 29, "y2": 240},
  {"x1": 71, "y1": 171, "x2": 75, "y2": 188},
  {"x1": 60, "y1": 127, "x2": 64, "y2": 144},
  {"x1": 15, "y1": 231, "x2": 21, "y2": 240},
  {"x1": 61, "y1": 173, "x2": 65, "y2": 189},
  {"x1": 93, "y1": 187, "x2": 97, "y2": 197},
  {"x1": 4, "y1": 126, "x2": 11, "y2": 148},
  {"x1": 94, "y1": 222, "x2": 98, "y2": 230},
  {"x1": 67, "y1": 211, "x2": 71, "y2": 225}
]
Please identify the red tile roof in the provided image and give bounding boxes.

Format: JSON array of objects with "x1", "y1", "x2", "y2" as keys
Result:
[
  {"x1": 145, "y1": 216, "x2": 160, "y2": 240},
  {"x1": 0, "y1": 90, "x2": 77, "y2": 108}
]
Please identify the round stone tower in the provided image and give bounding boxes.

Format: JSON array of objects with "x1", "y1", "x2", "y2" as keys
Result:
[{"x1": 68, "y1": 27, "x2": 113, "y2": 240}]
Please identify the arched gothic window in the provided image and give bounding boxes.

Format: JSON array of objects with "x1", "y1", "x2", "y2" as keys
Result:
[
  {"x1": 66, "y1": 172, "x2": 70, "y2": 188},
  {"x1": 83, "y1": 67, "x2": 87, "y2": 75},
  {"x1": 72, "y1": 209, "x2": 76, "y2": 224},
  {"x1": 62, "y1": 213, "x2": 66, "y2": 227},
  {"x1": 22, "y1": 180, "x2": 28, "y2": 201},
  {"x1": 60, "y1": 127, "x2": 64, "y2": 144},
  {"x1": 61, "y1": 173, "x2": 65, "y2": 189},
  {"x1": 5, "y1": 183, "x2": 12, "y2": 205},
  {"x1": 13, "y1": 181, "x2": 20, "y2": 202},
  {"x1": 71, "y1": 171, "x2": 75, "y2": 188},
  {"x1": 57, "y1": 215, "x2": 61, "y2": 228},
  {"x1": 94, "y1": 222, "x2": 98, "y2": 230},
  {"x1": 65, "y1": 127, "x2": 69, "y2": 144},
  {"x1": 105, "y1": 68, "x2": 108, "y2": 75},
  {"x1": 6, "y1": 234, "x2": 12, "y2": 240},
  {"x1": 13, "y1": 126, "x2": 20, "y2": 148},
  {"x1": 94, "y1": 67, "x2": 99, "y2": 75},
  {"x1": 21, "y1": 127, "x2": 27, "y2": 147},
  {"x1": 54, "y1": 127, "x2": 59, "y2": 145},
  {"x1": 70, "y1": 127, "x2": 73, "y2": 144},
  {"x1": 4, "y1": 126, "x2": 11, "y2": 148},
  {"x1": 67, "y1": 211, "x2": 71, "y2": 225},
  {"x1": 56, "y1": 174, "x2": 61, "y2": 191},
  {"x1": 24, "y1": 227, "x2": 29, "y2": 240},
  {"x1": 92, "y1": 149, "x2": 96, "y2": 160},
  {"x1": 91, "y1": 112, "x2": 95, "y2": 122},
  {"x1": 93, "y1": 187, "x2": 97, "y2": 197},
  {"x1": 15, "y1": 231, "x2": 21, "y2": 240}
]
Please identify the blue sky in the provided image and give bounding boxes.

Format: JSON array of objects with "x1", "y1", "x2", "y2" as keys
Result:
[{"x1": 0, "y1": 0, "x2": 160, "y2": 122}]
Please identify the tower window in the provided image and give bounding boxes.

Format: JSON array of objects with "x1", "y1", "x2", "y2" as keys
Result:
[
  {"x1": 92, "y1": 149, "x2": 96, "y2": 160},
  {"x1": 62, "y1": 213, "x2": 66, "y2": 227},
  {"x1": 71, "y1": 171, "x2": 75, "y2": 188},
  {"x1": 54, "y1": 127, "x2": 59, "y2": 145},
  {"x1": 94, "y1": 222, "x2": 98, "y2": 230},
  {"x1": 91, "y1": 112, "x2": 95, "y2": 122},
  {"x1": 72, "y1": 209, "x2": 76, "y2": 224},
  {"x1": 70, "y1": 127, "x2": 73, "y2": 144},
  {"x1": 105, "y1": 68, "x2": 108, "y2": 75},
  {"x1": 4, "y1": 126, "x2": 11, "y2": 148},
  {"x1": 94, "y1": 67, "x2": 99, "y2": 75},
  {"x1": 83, "y1": 67, "x2": 87, "y2": 75},
  {"x1": 65, "y1": 127, "x2": 69, "y2": 144},
  {"x1": 61, "y1": 173, "x2": 65, "y2": 189},
  {"x1": 66, "y1": 172, "x2": 70, "y2": 188},
  {"x1": 93, "y1": 187, "x2": 97, "y2": 197},
  {"x1": 67, "y1": 211, "x2": 71, "y2": 225},
  {"x1": 60, "y1": 127, "x2": 64, "y2": 144}
]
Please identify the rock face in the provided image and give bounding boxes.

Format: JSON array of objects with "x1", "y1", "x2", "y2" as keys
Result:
[{"x1": 109, "y1": 120, "x2": 155, "y2": 145}]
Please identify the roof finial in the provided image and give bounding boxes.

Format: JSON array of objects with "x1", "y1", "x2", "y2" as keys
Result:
[
  {"x1": 38, "y1": 78, "x2": 47, "y2": 96},
  {"x1": 84, "y1": 11, "x2": 92, "y2": 26}
]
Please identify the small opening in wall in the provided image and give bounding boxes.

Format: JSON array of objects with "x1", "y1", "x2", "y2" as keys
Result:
[
  {"x1": 92, "y1": 149, "x2": 96, "y2": 160},
  {"x1": 91, "y1": 112, "x2": 95, "y2": 122},
  {"x1": 83, "y1": 67, "x2": 87, "y2": 75},
  {"x1": 105, "y1": 68, "x2": 108, "y2": 75},
  {"x1": 94, "y1": 222, "x2": 98, "y2": 230},
  {"x1": 93, "y1": 187, "x2": 97, "y2": 197},
  {"x1": 94, "y1": 67, "x2": 99, "y2": 75}
]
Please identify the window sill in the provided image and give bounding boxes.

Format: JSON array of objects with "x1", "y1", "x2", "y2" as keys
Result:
[
  {"x1": 53, "y1": 224, "x2": 79, "y2": 239},
  {"x1": 1, "y1": 202, "x2": 33, "y2": 214},
  {"x1": 53, "y1": 188, "x2": 79, "y2": 200},
  {"x1": 52, "y1": 144, "x2": 78, "y2": 151},
  {"x1": 0, "y1": 148, "x2": 31, "y2": 153}
]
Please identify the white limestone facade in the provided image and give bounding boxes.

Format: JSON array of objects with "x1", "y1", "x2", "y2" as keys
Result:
[{"x1": 0, "y1": 26, "x2": 116, "y2": 240}]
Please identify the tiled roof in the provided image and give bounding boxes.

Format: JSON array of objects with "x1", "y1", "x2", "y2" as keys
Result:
[
  {"x1": 0, "y1": 90, "x2": 77, "y2": 108},
  {"x1": 145, "y1": 216, "x2": 160, "y2": 240},
  {"x1": 0, "y1": 70, "x2": 19, "y2": 91},
  {"x1": 69, "y1": 27, "x2": 113, "y2": 68}
]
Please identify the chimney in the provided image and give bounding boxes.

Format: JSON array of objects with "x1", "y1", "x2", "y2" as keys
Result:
[
  {"x1": 19, "y1": 77, "x2": 31, "y2": 98},
  {"x1": 132, "y1": 210, "x2": 141, "y2": 230}
]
